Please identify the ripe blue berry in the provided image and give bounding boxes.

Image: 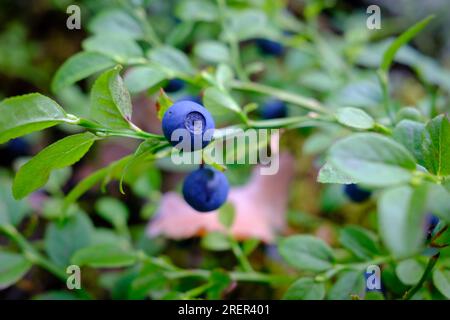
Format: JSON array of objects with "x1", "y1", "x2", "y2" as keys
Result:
[
  {"x1": 260, "y1": 99, "x2": 287, "y2": 119},
  {"x1": 425, "y1": 214, "x2": 440, "y2": 239},
  {"x1": 164, "y1": 78, "x2": 185, "y2": 93},
  {"x1": 343, "y1": 184, "x2": 372, "y2": 203},
  {"x1": 256, "y1": 39, "x2": 284, "y2": 56},
  {"x1": 162, "y1": 100, "x2": 214, "y2": 151},
  {"x1": 182, "y1": 167, "x2": 229, "y2": 212}
]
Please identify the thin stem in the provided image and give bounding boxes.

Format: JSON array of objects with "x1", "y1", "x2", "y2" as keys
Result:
[
  {"x1": 76, "y1": 118, "x2": 165, "y2": 141},
  {"x1": 403, "y1": 253, "x2": 440, "y2": 300},
  {"x1": 229, "y1": 236, "x2": 254, "y2": 272},
  {"x1": 0, "y1": 224, "x2": 67, "y2": 280},
  {"x1": 377, "y1": 70, "x2": 395, "y2": 123},
  {"x1": 230, "y1": 80, "x2": 331, "y2": 115}
]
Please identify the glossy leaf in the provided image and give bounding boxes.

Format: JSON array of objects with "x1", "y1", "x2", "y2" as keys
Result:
[
  {"x1": 13, "y1": 132, "x2": 98, "y2": 199},
  {"x1": 71, "y1": 243, "x2": 137, "y2": 268},
  {"x1": 279, "y1": 235, "x2": 334, "y2": 272},
  {"x1": 0, "y1": 251, "x2": 32, "y2": 289},
  {"x1": 422, "y1": 114, "x2": 450, "y2": 176},
  {"x1": 329, "y1": 133, "x2": 416, "y2": 187},
  {"x1": 283, "y1": 278, "x2": 325, "y2": 300},
  {"x1": 90, "y1": 67, "x2": 134, "y2": 129},
  {"x1": 393, "y1": 120, "x2": 425, "y2": 165},
  {"x1": 82, "y1": 35, "x2": 143, "y2": 63},
  {"x1": 327, "y1": 270, "x2": 365, "y2": 300},
  {"x1": 51, "y1": 52, "x2": 115, "y2": 93},
  {"x1": 124, "y1": 65, "x2": 167, "y2": 93},
  {"x1": 339, "y1": 226, "x2": 380, "y2": 260},
  {"x1": 378, "y1": 185, "x2": 427, "y2": 258},
  {"x1": 0, "y1": 93, "x2": 70, "y2": 144},
  {"x1": 44, "y1": 212, "x2": 94, "y2": 267},
  {"x1": 336, "y1": 107, "x2": 375, "y2": 130}
]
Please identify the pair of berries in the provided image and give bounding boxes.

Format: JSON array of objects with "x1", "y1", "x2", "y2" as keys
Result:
[{"x1": 162, "y1": 100, "x2": 229, "y2": 212}]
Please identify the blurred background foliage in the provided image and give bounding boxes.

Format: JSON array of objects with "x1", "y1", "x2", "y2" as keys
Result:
[{"x1": 0, "y1": 0, "x2": 450, "y2": 300}]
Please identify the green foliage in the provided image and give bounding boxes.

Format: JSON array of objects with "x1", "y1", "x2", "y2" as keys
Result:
[
  {"x1": 279, "y1": 235, "x2": 334, "y2": 272},
  {"x1": 13, "y1": 132, "x2": 98, "y2": 199},
  {"x1": 0, "y1": 251, "x2": 32, "y2": 289},
  {"x1": 0, "y1": 0, "x2": 449, "y2": 301},
  {"x1": 0, "y1": 93, "x2": 71, "y2": 144}
]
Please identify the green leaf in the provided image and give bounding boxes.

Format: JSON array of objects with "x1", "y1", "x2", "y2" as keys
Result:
[
  {"x1": 82, "y1": 35, "x2": 143, "y2": 63},
  {"x1": 13, "y1": 132, "x2": 97, "y2": 199},
  {"x1": 175, "y1": 0, "x2": 218, "y2": 22},
  {"x1": 336, "y1": 107, "x2": 375, "y2": 130},
  {"x1": 51, "y1": 52, "x2": 115, "y2": 93},
  {"x1": 207, "y1": 270, "x2": 232, "y2": 299},
  {"x1": 329, "y1": 133, "x2": 416, "y2": 187},
  {"x1": 218, "y1": 202, "x2": 235, "y2": 229},
  {"x1": 124, "y1": 65, "x2": 167, "y2": 93},
  {"x1": 393, "y1": 120, "x2": 425, "y2": 165},
  {"x1": 228, "y1": 9, "x2": 269, "y2": 41},
  {"x1": 395, "y1": 259, "x2": 424, "y2": 285},
  {"x1": 194, "y1": 41, "x2": 230, "y2": 63},
  {"x1": 378, "y1": 185, "x2": 427, "y2": 258},
  {"x1": 95, "y1": 197, "x2": 129, "y2": 232},
  {"x1": 203, "y1": 87, "x2": 241, "y2": 117},
  {"x1": 0, "y1": 251, "x2": 32, "y2": 289},
  {"x1": 327, "y1": 270, "x2": 365, "y2": 300},
  {"x1": 317, "y1": 162, "x2": 358, "y2": 184},
  {"x1": 44, "y1": 212, "x2": 94, "y2": 267},
  {"x1": 380, "y1": 15, "x2": 434, "y2": 72},
  {"x1": 433, "y1": 269, "x2": 450, "y2": 298},
  {"x1": 422, "y1": 114, "x2": 450, "y2": 176},
  {"x1": 71, "y1": 243, "x2": 137, "y2": 268},
  {"x1": 339, "y1": 226, "x2": 380, "y2": 260},
  {"x1": 201, "y1": 232, "x2": 231, "y2": 251},
  {"x1": 283, "y1": 278, "x2": 325, "y2": 300},
  {"x1": 0, "y1": 93, "x2": 70, "y2": 144},
  {"x1": 427, "y1": 184, "x2": 450, "y2": 223},
  {"x1": 88, "y1": 9, "x2": 143, "y2": 39},
  {"x1": 0, "y1": 174, "x2": 30, "y2": 226},
  {"x1": 156, "y1": 89, "x2": 174, "y2": 120},
  {"x1": 90, "y1": 66, "x2": 134, "y2": 130},
  {"x1": 279, "y1": 235, "x2": 334, "y2": 272},
  {"x1": 148, "y1": 46, "x2": 194, "y2": 76}
]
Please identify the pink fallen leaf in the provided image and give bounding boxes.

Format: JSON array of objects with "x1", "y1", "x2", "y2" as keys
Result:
[{"x1": 147, "y1": 152, "x2": 295, "y2": 243}]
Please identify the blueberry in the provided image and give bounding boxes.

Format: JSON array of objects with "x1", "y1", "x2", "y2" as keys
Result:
[
  {"x1": 256, "y1": 39, "x2": 285, "y2": 56},
  {"x1": 424, "y1": 214, "x2": 440, "y2": 239},
  {"x1": 343, "y1": 184, "x2": 372, "y2": 203},
  {"x1": 6, "y1": 138, "x2": 30, "y2": 157},
  {"x1": 182, "y1": 166, "x2": 229, "y2": 212},
  {"x1": 260, "y1": 99, "x2": 287, "y2": 119},
  {"x1": 177, "y1": 95, "x2": 202, "y2": 105},
  {"x1": 162, "y1": 100, "x2": 214, "y2": 151},
  {"x1": 164, "y1": 78, "x2": 185, "y2": 93}
]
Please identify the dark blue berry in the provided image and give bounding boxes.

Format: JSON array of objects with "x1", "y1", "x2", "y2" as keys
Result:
[
  {"x1": 344, "y1": 184, "x2": 372, "y2": 203},
  {"x1": 6, "y1": 138, "x2": 30, "y2": 157},
  {"x1": 424, "y1": 214, "x2": 440, "y2": 239},
  {"x1": 256, "y1": 39, "x2": 285, "y2": 56},
  {"x1": 162, "y1": 100, "x2": 214, "y2": 151},
  {"x1": 260, "y1": 99, "x2": 287, "y2": 119},
  {"x1": 164, "y1": 78, "x2": 185, "y2": 93},
  {"x1": 182, "y1": 167, "x2": 229, "y2": 212}
]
